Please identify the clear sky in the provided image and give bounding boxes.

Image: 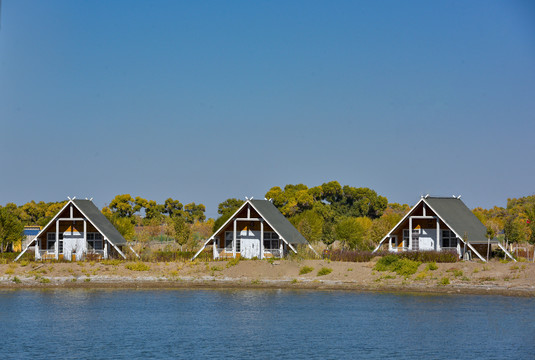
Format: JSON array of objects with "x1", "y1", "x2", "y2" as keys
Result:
[{"x1": 1, "y1": 0, "x2": 534, "y2": 218}]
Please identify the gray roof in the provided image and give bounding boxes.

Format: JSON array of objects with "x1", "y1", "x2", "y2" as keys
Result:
[
  {"x1": 250, "y1": 199, "x2": 309, "y2": 245},
  {"x1": 424, "y1": 197, "x2": 496, "y2": 244},
  {"x1": 73, "y1": 199, "x2": 127, "y2": 246}
]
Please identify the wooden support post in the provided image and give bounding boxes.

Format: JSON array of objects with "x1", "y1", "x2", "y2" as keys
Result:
[
  {"x1": 408, "y1": 217, "x2": 412, "y2": 251},
  {"x1": 280, "y1": 238, "x2": 283, "y2": 258},
  {"x1": 213, "y1": 238, "x2": 217, "y2": 259},
  {"x1": 233, "y1": 219, "x2": 237, "y2": 259},
  {"x1": 83, "y1": 220, "x2": 87, "y2": 260},
  {"x1": 55, "y1": 220, "x2": 59, "y2": 260},
  {"x1": 260, "y1": 220, "x2": 264, "y2": 260},
  {"x1": 436, "y1": 217, "x2": 440, "y2": 251}
]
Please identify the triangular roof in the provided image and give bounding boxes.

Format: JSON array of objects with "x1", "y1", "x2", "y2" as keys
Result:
[
  {"x1": 423, "y1": 197, "x2": 490, "y2": 244},
  {"x1": 72, "y1": 199, "x2": 126, "y2": 245},
  {"x1": 249, "y1": 199, "x2": 309, "y2": 245},
  {"x1": 377, "y1": 196, "x2": 494, "y2": 247}
]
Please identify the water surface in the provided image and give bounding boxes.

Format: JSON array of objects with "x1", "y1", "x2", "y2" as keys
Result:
[{"x1": 1, "y1": 289, "x2": 533, "y2": 359}]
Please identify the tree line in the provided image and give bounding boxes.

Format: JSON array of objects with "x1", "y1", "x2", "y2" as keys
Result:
[
  {"x1": 473, "y1": 195, "x2": 535, "y2": 246},
  {"x1": 1, "y1": 183, "x2": 534, "y2": 253}
]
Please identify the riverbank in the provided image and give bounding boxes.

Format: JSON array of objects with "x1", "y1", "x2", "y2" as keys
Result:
[{"x1": 1, "y1": 259, "x2": 534, "y2": 296}]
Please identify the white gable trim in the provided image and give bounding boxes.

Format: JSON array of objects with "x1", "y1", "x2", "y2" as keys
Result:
[
  {"x1": 191, "y1": 199, "x2": 301, "y2": 260},
  {"x1": 191, "y1": 200, "x2": 251, "y2": 260},
  {"x1": 15, "y1": 200, "x2": 73, "y2": 261},
  {"x1": 373, "y1": 198, "x2": 425, "y2": 252},
  {"x1": 16, "y1": 199, "x2": 128, "y2": 261}
]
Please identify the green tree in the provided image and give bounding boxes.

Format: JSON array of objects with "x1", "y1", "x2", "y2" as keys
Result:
[
  {"x1": 335, "y1": 217, "x2": 371, "y2": 250},
  {"x1": 109, "y1": 194, "x2": 136, "y2": 218},
  {"x1": 504, "y1": 216, "x2": 529, "y2": 244},
  {"x1": 321, "y1": 221, "x2": 336, "y2": 247},
  {"x1": 164, "y1": 198, "x2": 184, "y2": 218},
  {"x1": 172, "y1": 217, "x2": 191, "y2": 251},
  {"x1": 184, "y1": 203, "x2": 206, "y2": 223},
  {"x1": 19, "y1": 200, "x2": 46, "y2": 224},
  {"x1": 144, "y1": 200, "x2": 165, "y2": 220},
  {"x1": 291, "y1": 210, "x2": 324, "y2": 243},
  {"x1": 213, "y1": 198, "x2": 244, "y2": 231},
  {"x1": 0, "y1": 207, "x2": 24, "y2": 252}
]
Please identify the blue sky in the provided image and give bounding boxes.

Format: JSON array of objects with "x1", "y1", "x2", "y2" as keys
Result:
[{"x1": 1, "y1": 0, "x2": 534, "y2": 218}]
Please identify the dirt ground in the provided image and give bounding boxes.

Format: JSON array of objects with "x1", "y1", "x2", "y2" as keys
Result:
[{"x1": 0, "y1": 259, "x2": 534, "y2": 296}]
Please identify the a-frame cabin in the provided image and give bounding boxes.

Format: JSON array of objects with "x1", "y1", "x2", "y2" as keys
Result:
[
  {"x1": 373, "y1": 195, "x2": 515, "y2": 262},
  {"x1": 192, "y1": 199, "x2": 316, "y2": 260},
  {"x1": 15, "y1": 198, "x2": 129, "y2": 261}
]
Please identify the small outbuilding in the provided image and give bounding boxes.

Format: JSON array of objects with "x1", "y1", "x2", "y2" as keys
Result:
[
  {"x1": 192, "y1": 199, "x2": 316, "y2": 260},
  {"x1": 373, "y1": 195, "x2": 515, "y2": 262},
  {"x1": 15, "y1": 198, "x2": 131, "y2": 261}
]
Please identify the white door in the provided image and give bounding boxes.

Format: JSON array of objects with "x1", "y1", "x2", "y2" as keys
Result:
[
  {"x1": 63, "y1": 230, "x2": 86, "y2": 261},
  {"x1": 240, "y1": 230, "x2": 260, "y2": 259},
  {"x1": 418, "y1": 229, "x2": 436, "y2": 251}
]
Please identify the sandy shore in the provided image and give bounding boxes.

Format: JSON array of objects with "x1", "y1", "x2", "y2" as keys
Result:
[{"x1": 1, "y1": 259, "x2": 534, "y2": 297}]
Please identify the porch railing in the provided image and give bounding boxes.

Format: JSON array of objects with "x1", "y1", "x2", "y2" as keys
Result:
[{"x1": 214, "y1": 247, "x2": 282, "y2": 258}]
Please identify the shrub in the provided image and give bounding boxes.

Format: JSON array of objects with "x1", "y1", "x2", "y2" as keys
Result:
[
  {"x1": 226, "y1": 257, "x2": 240, "y2": 268},
  {"x1": 374, "y1": 255, "x2": 400, "y2": 271},
  {"x1": 439, "y1": 277, "x2": 450, "y2": 285},
  {"x1": 374, "y1": 256, "x2": 421, "y2": 276},
  {"x1": 39, "y1": 278, "x2": 51, "y2": 284},
  {"x1": 426, "y1": 262, "x2": 438, "y2": 271},
  {"x1": 374, "y1": 250, "x2": 458, "y2": 263},
  {"x1": 125, "y1": 262, "x2": 151, "y2": 271},
  {"x1": 415, "y1": 271, "x2": 430, "y2": 281},
  {"x1": 394, "y1": 259, "x2": 421, "y2": 276},
  {"x1": 12, "y1": 276, "x2": 21, "y2": 284},
  {"x1": 317, "y1": 267, "x2": 332, "y2": 276},
  {"x1": 299, "y1": 266, "x2": 314, "y2": 275}
]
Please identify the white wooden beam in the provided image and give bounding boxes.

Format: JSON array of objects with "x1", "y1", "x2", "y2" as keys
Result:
[
  {"x1": 466, "y1": 242, "x2": 486, "y2": 262},
  {"x1": 497, "y1": 243, "x2": 516, "y2": 262},
  {"x1": 128, "y1": 245, "x2": 140, "y2": 259},
  {"x1": 260, "y1": 220, "x2": 264, "y2": 260},
  {"x1": 436, "y1": 218, "x2": 441, "y2": 251},
  {"x1": 55, "y1": 220, "x2": 59, "y2": 260},
  {"x1": 409, "y1": 217, "x2": 412, "y2": 251},
  {"x1": 233, "y1": 219, "x2": 237, "y2": 259}
]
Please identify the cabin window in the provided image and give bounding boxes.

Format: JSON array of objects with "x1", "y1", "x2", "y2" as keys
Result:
[
  {"x1": 442, "y1": 230, "x2": 458, "y2": 248},
  {"x1": 403, "y1": 229, "x2": 420, "y2": 248},
  {"x1": 87, "y1": 233, "x2": 103, "y2": 250},
  {"x1": 263, "y1": 232, "x2": 280, "y2": 250},
  {"x1": 47, "y1": 233, "x2": 63, "y2": 253},
  {"x1": 225, "y1": 232, "x2": 240, "y2": 252}
]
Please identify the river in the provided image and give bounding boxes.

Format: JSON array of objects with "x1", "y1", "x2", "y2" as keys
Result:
[{"x1": 1, "y1": 289, "x2": 533, "y2": 359}]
